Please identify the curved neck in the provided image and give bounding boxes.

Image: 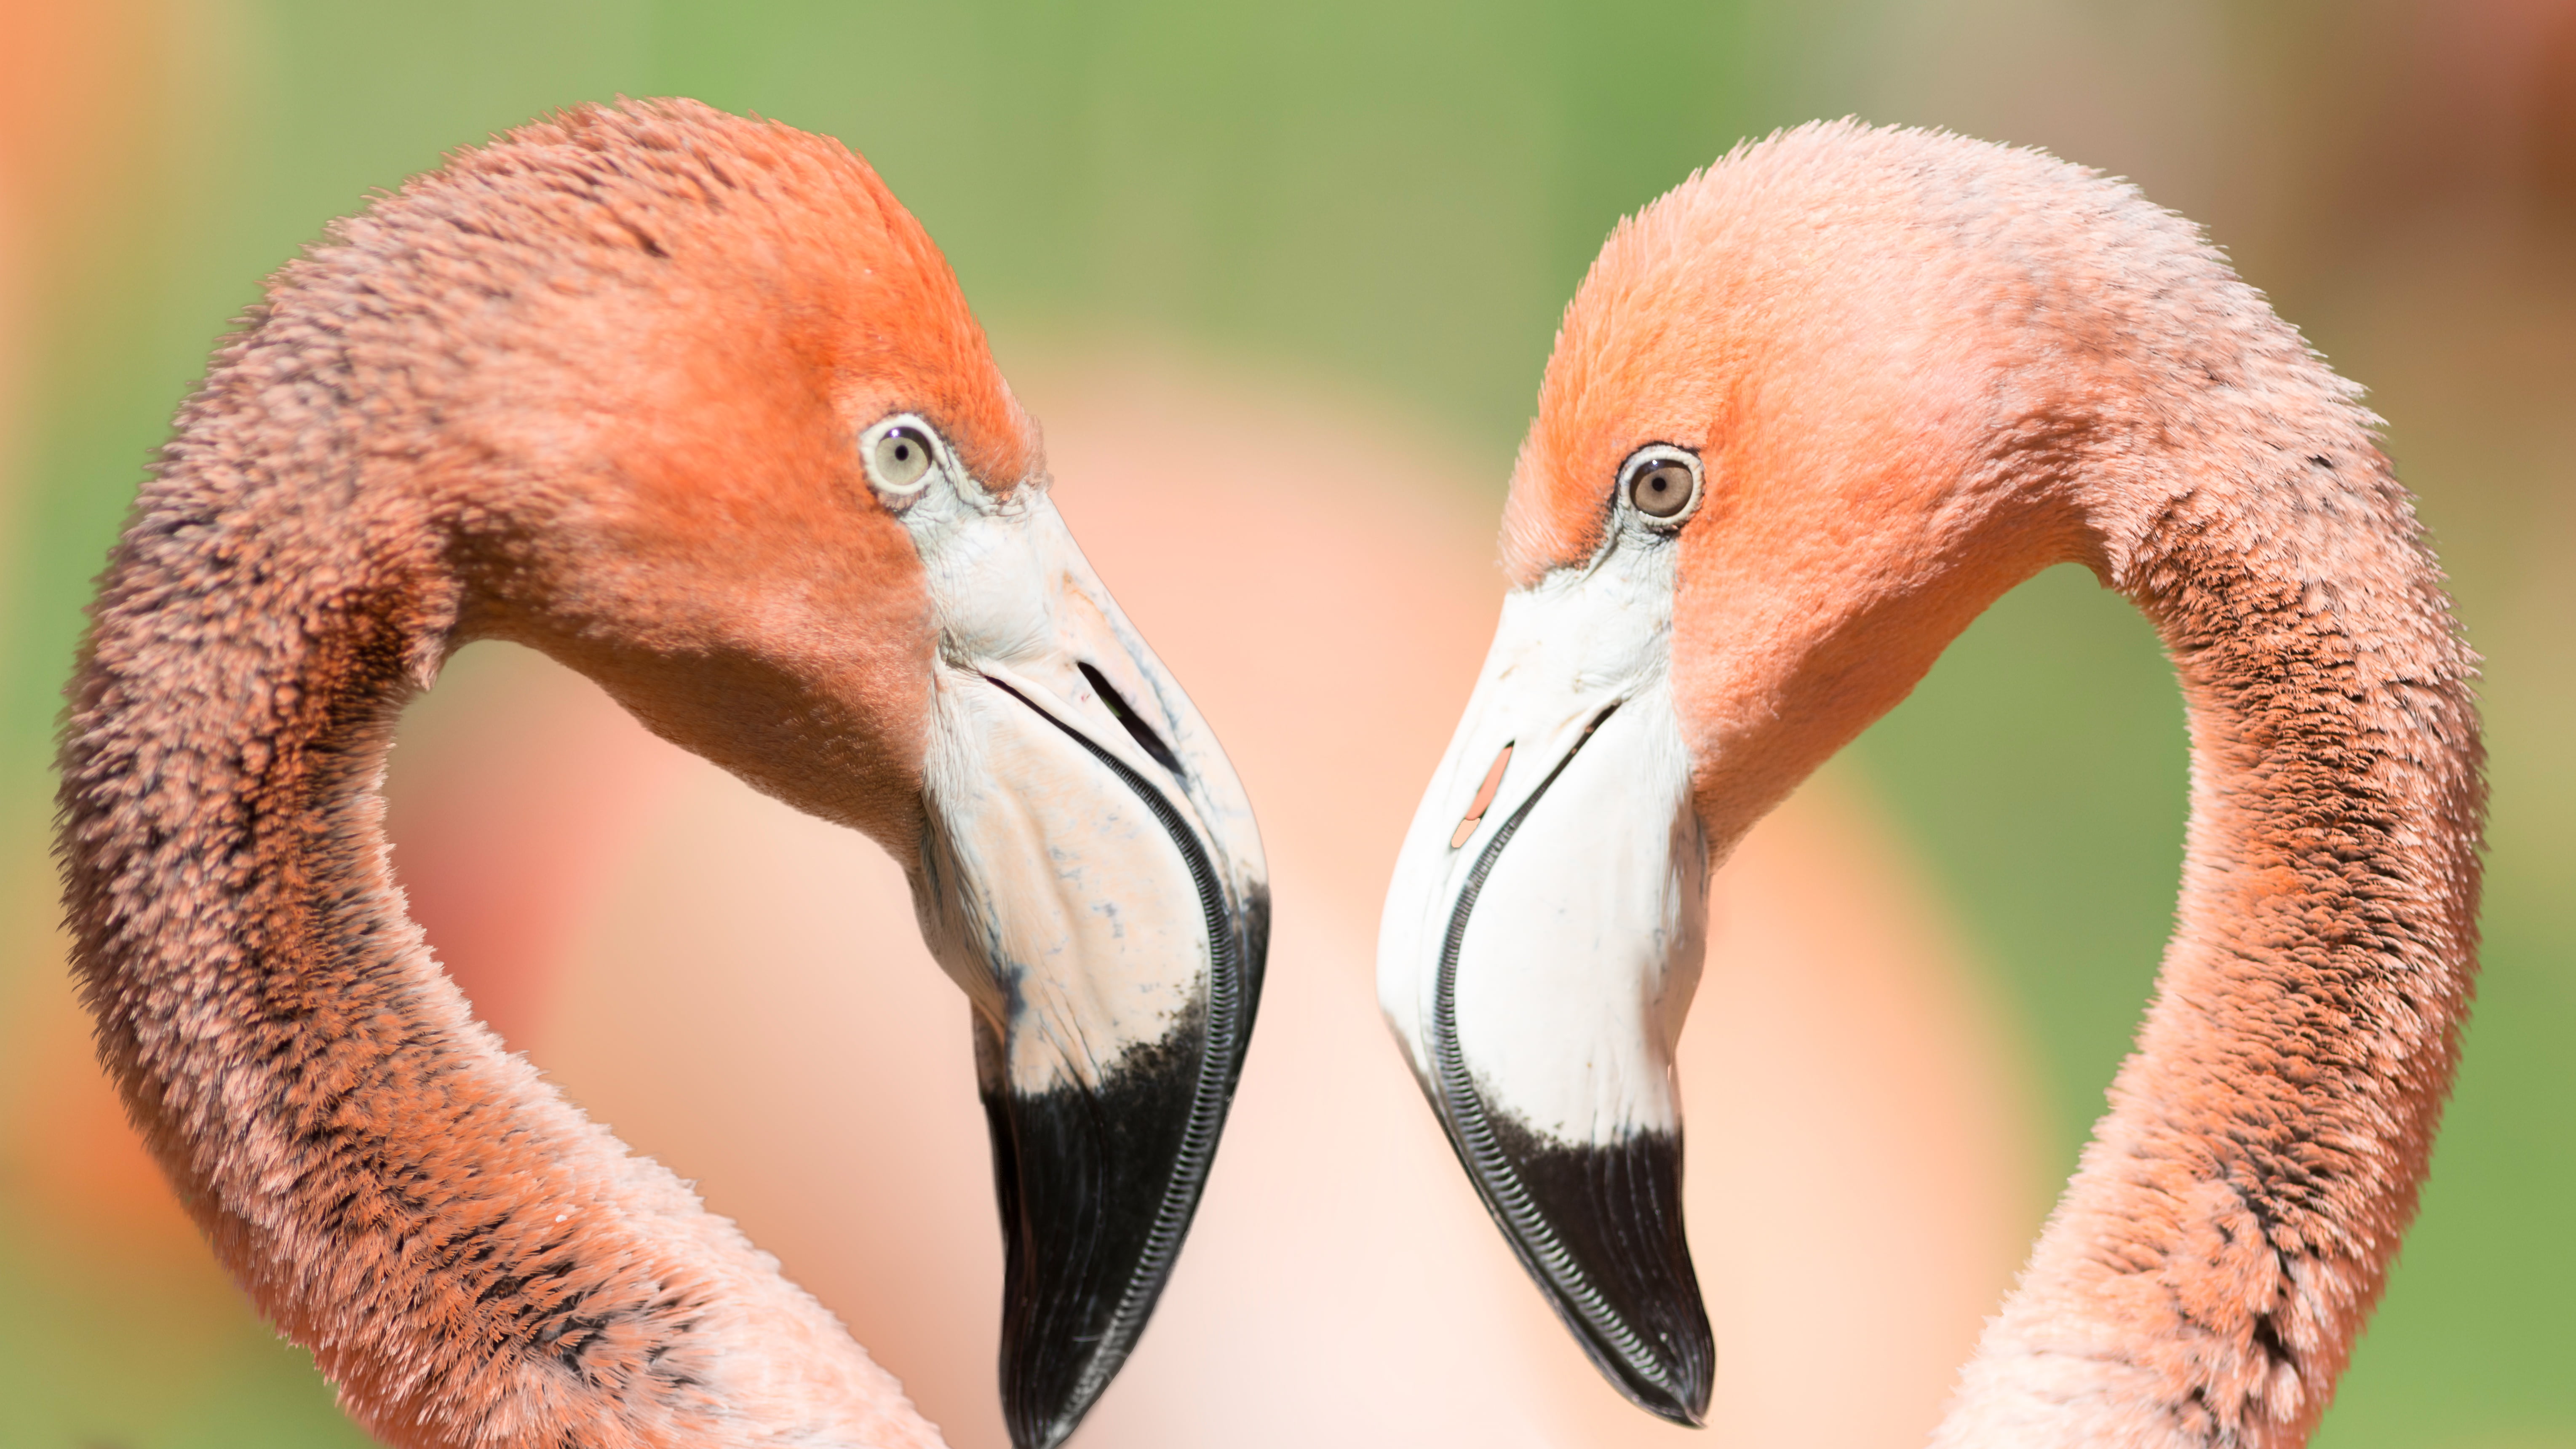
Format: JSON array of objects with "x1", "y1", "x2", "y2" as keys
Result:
[
  {"x1": 1935, "y1": 416, "x2": 2483, "y2": 1444},
  {"x1": 59, "y1": 442, "x2": 939, "y2": 1447}
]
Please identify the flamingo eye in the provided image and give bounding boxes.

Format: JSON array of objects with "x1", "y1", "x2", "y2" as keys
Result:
[
  {"x1": 1618, "y1": 445, "x2": 1703, "y2": 524},
  {"x1": 868, "y1": 424, "x2": 938, "y2": 493},
  {"x1": 1630, "y1": 464, "x2": 1692, "y2": 516}
]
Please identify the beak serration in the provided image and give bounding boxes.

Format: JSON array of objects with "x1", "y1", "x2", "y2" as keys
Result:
[
  {"x1": 976, "y1": 681, "x2": 1265, "y2": 1449},
  {"x1": 1425, "y1": 704, "x2": 1712, "y2": 1425}
]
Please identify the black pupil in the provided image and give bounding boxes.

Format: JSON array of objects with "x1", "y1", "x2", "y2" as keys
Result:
[{"x1": 894, "y1": 441, "x2": 914, "y2": 461}]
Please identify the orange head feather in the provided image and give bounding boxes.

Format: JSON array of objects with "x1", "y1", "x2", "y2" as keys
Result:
[
  {"x1": 1504, "y1": 120, "x2": 2262, "y2": 840},
  {"x1": 168, "y1": 98, "x2": 1044, "y2": 843}
]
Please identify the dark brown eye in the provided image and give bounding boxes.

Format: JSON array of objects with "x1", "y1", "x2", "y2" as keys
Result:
[
  {"x1": 869, "y1": 425, "x2": 935, "y2": 492},
  {"x1": 1619, "y1": 445, "x2": 1702, "y2": 523}
]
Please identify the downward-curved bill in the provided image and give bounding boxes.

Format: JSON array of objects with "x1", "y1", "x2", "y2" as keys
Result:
[
  {"x1": 1377, "y1": 537, "x2": 1713, "y2": 1425},
  {"x1": 895, "y1": 477, "x2": 1267, "y2": 1449}
]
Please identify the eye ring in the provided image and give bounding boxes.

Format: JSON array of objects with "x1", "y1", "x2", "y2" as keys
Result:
[
  {"x1": 1618, "y1": 443, "x2": 1703, "y2": 526},
  {"x1": 862, "y1": 415, "x2": 945, "y2": 497}
]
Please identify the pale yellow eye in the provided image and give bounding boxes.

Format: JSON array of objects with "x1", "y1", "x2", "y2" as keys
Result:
[
  {"x1": 1629, "y1": 461, "x2": 1695, "y2": 519},
  {"x1": 871, "y1": 426, "x2": 935, "y2": 492}
]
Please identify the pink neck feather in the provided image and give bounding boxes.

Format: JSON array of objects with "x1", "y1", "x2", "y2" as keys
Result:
[
  {"x1": 56, "y1": 281, "x2": 943, "y2": 1449},
  {"x1": 1937, "y1": 267, "x2": 2482, "y2": 1449}
]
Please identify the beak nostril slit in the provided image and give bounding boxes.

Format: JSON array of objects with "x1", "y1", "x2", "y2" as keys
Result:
[
  {"x1": 1078, "y1": 662, "x2": 1184, "y2": 777},
  {"x1": 1451, "y1": 743, "x2": 1515, "y2": 850}
]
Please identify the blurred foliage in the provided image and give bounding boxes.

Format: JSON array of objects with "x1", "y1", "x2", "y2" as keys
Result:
[{"x1": 2, "y1": 0, "x2": 2569, "y2": 1446}]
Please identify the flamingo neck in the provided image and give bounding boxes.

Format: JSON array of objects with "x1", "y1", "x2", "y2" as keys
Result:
[
  {"x1": 1934, "y1": 404, "x2": 2484, "y2": 1446},
  {"x1": 57, "y1": 418, "x2": 939, "y2": 1449}
]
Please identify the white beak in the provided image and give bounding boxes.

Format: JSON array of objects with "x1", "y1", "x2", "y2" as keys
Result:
[
  {"x1": 883, "y1": 439, "x2": 1267, "y2": 1449},
  {"x1": 1376, "y1": 525, "x2": 1713, "y2": 1424}
]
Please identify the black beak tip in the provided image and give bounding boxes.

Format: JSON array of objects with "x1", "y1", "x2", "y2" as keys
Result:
[
  {"x1": 982, "y1": 1011, "x2": 1238, "y2": 1449},
  {"x1": 996, "y1": 1312, "x2": 1121, "y2": 1449},
  {"x1": 1452, "y1": 1115, "x2": 1717, "y2": 1431},
  {"x1": 1563, "y1": 1290, "x2": 1711, "y2": 1429},
  {"x1": 1005, "y1": 1385, "x2": 1091, "y2": 1449},
  {"x1": 1609, "y1": 1346, "x2": 1713, "y2": 1429},
  {"x1": 985, "y1": 1064, "x2": 1189, "y2": 1449}
]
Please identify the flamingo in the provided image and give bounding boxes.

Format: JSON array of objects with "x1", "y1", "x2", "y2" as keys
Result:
[
  {"x1": 53, "y1": 99, "x2": 1269, "y2": 1449},
  {"x1": 1378, "y1": 120, "x2": 2482, "y2": 1446}
]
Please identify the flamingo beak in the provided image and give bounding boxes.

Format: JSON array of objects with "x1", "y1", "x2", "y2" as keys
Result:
[
  {"x1": 890, "y1": 477, "x2": 1268, "y2": 1449},
  {"x1": 1376, "y1": 543, "x2": 1714, "y2": 1425}
]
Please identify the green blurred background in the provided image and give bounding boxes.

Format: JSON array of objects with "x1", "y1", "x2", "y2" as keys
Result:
[{"x1": 0, "y1": 1, "x2": 2567, "y2": 1445}]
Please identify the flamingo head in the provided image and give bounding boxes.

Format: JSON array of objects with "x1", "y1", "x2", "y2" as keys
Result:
[
  {"x1": 408, "y1": 102, "x2": 1267, "y2": 1449},
  {"x1": 1376, "y1": 123, "x2": 2104, "y2": 1422}
]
